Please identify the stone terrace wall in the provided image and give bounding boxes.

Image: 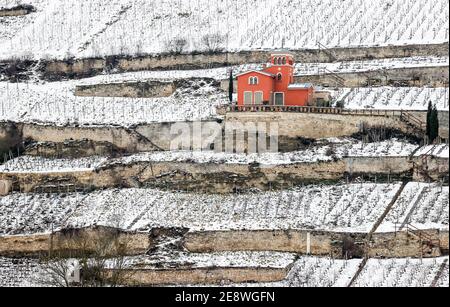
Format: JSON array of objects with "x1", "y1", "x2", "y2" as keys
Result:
[
  {"x1": 0, "y1": 228, "x2": 150, "y2": 257},
  {"x1": 0, "y1": 111, "x2": 430, "y2": 157},
  {"x1": 75, "y1": 81, "x2": 176, "y2": 98},
  {"x1": 20, "y1": 123, "x2": 160, "y2": 152},
  {"x1": 225, "y1": 112, "x2": 413, "y2": 139},
  {"x1": 184, "y1": 230, "x2": 448, "y2": 259},
  {"x1": 117, "y1": 267, "x2": 289, "y2": 286},
  {"x1": 0, "y1": 5, "x2": 35, "y2": 17},
  {"x1": 1, "y1": 228, "x2": 447, "y2": 259},
  {"x1": 0, "y1": 156, "x2": 415, "y2": 194}
]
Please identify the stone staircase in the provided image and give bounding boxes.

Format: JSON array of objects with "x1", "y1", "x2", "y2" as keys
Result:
[
  {"x1": 405, "y1": 223, "x2": 442, "y2": 258},
  {"x1": 399, "y1": 111, "x2": 426, "y2": 138}
]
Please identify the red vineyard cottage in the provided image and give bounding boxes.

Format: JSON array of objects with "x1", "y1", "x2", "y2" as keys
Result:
[{"x1": 236, "y1": 53, "x2": 314, "y2": 106}]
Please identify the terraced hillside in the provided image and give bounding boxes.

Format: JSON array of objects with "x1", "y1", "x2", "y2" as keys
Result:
[
  {"x1": 1, "y1": 0, "x2": 449, "y2": 60},
  {"x1": 0, "y1": 0, "x2": 448, "y2": 288}
]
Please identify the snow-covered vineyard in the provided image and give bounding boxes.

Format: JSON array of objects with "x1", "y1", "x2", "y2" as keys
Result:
[
  {"x1": 121, "y1": 251, "x2": 296, "y2": 270},
  {"x1": 1, "y1": 256, "x2": 447, "y2": 287},
  {"x1": 0, "y1": 182, "x2": 447, "y2": 235},
  {"x1": 0, "y1": 139, "x2": 420, "y2": 173},
  {"x1": 1, "y1": 0, "x2": 448, "y2": 289},
  {"x1": 334, "y1": 87, "x2": 449, "y2": 111},
  {"x1": 0, "y1": 80, "x2": 227, "y2": 125},
  {"x1": 352, "y1": 257, "x2": 449, "y2": 287},
  {"x1": 0, "y1": 0, "x2": 448, "y2": 60},
  {"x1": 0, "y1": 257, "x2": 42, "y2": 287},
  {"x1": 379, "y1": 183, "x2": 449, "y2": 232},
  {"x1": 0, "y1": 81, "x2": 448, "y2": 126},
  {"x1": 414, "y1": 144, "x2": 450, "y2": 159},
  {"x1": 250, "y1": 256, "x2": 449, "y2": 287}
]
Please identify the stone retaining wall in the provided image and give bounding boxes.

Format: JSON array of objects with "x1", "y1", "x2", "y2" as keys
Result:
[
  {"x1": 117, "y1": 267, "x2": 289, "y2": 286},
  {"x1": 184, "y1": 229, "x2": 448, "y2": 259},
  {"x1": 2, "y1": 228, "x2": 446, "y2": 259},
  {"x1": 0, "y1": 228, "x2": 150, "y2": 257},
  {"x1": 0, "y1": 156, "x2": 413, "y2": 194},
  {"x1": 75, "y1": 81, "x2": 175, "y2": 98}
]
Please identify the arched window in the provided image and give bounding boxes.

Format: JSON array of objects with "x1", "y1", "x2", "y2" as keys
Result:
[
  {"x1": 282, "y1": 57, "x2": 286, "y2": 65},
  {"x1": 277, "y1": 57, "x2": 282, "y2": 65},
  {"x1": 277, "y1": 73, "x2": 282, "y2": 81},
  {"x1": 248, "y1": 76, "x2": 259, "y2": 85}
]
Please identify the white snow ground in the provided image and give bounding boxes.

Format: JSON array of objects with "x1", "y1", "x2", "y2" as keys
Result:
[
  {"x1": 0, "y1": 192, "x2": 83, "y2": 235},
  {"x1": 413, "y1": 144, "x2": 449, "y2": 159},
  {"x1": 120, "y1": 251, "x2": 297, "y2": 270},
  {"x1": 0, "y1": 0, "x2": 448, "y2": 60},
  {"x1": 0, "y1": 80, "x2": 227, "y2": 126},
  {"x1": 0, "y1": 257, "x2": 43, "y2": 287},
  {"x1": 281, "y1": 257, "x2": 361, "y2": 287},
  {"x1": 190, "y1": 256, "x2": 450, "y2": 287},
  {"x1": 379, "y1": 182, "x2": 449, "y2": 232},
  {"x1": 334, "y1": 87, "x2": 449, "y2": 111},
  {"x1": 352, "y1": 257, "x2": 449, "y2": 287},
  {"x1": 0, "y1": 155, "x2": 108, "y2": 173},
  {"x1": 1, "y1": 255, "x2": 447, "y2": 287},
  {"x1": 0, "y1": 183, "x2": 408, "y2": 235}
]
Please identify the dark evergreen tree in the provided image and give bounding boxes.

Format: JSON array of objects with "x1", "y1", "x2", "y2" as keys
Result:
[
  {"x1": 426, "y1": 101, "x2": 432, "y2": 141},
  {"x1": 430, "y1": 104, "x2": 439, "y2": 143},
  {"x1": 228, "y1": 70, "x2": 234, "y2": 102},
  {"x1": 426, "y1": 101, "x2": 439, "y2": 143}
]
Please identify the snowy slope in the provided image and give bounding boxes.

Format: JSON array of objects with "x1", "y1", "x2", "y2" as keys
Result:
[
  {"x1": 352, "y1": 257, "x2": 449, "y2": 287},
  {"x1": 0, "y1": 257, "x2": 43, "y2": 287},
  {"x1": 334, "y1": 87, "x2": 449, "y2": 111},
  {"x1": 0, "y1": 192, "x2": 82, "y2": 235},
  {"x1": 0, "y1": 0, "x2": 448, "y2": 60},
  {"x1": 281, "y1": 257, "x2": 361, "y2": 287},
  {"x1": 0, "y1": 80, "x2": 227, "y2": 126},
  {"x1": 0, "y1": 183, "x2": 407, "y2": 235},
  {"x1": 0, "y1": 0, "x2": 50, "y2": 42},
  {"x1": 121, "y1": 251, "x2": 296, "y2": 270},
  {"x1": 2, "y1": 255, "x2": 447, "y2": 287},
  {"x1": 414, "y1": 144, "x2": 449, "y2": 159},
  {"x1": 0, "y1": 155, "x2": 108, "y2": 173},
  {"x1": 379, "y1": 182, "x2": 449, "y2": 232}
]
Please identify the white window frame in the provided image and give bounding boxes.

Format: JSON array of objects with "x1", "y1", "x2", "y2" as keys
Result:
[
  {"x1": 243, "y1": 91, "x2": 253, "y2": 105},
  {"x1": 254, "y1": 91, "x2": 264, "y2": 105},
  {"x1": 248, "y1": 76, "x2": 259, "y2": 85},
  {"x1": 274, "y1": 92, "x2": 284, "y2": 106}
]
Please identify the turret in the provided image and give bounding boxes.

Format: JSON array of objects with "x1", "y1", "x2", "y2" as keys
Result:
[{"x1": 264, "y1": 52, "x2": 295, "y2": 88}]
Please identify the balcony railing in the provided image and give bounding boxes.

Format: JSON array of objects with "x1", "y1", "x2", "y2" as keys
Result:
[{"x1": 227, "y1": 104, "x2": 404, "y2": 117}]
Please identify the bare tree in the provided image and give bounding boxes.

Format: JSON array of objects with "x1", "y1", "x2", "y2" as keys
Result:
[
  {"x1": 37, "y1": 227, "x2": 135, "y2": 287},
  {"x1": 165, "y1": 37, "x2": 188, "y2": 54},
  {"x1": 201, "y1": 34, "x2": 226, "y2": 53}
]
